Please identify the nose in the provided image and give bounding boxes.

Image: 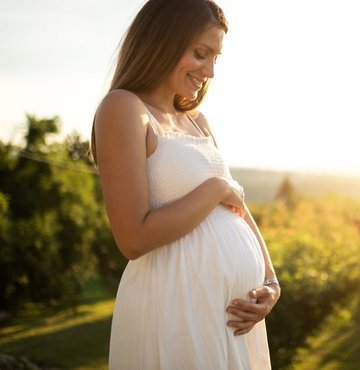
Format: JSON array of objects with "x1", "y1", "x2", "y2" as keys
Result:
[{"x1": 203, "y1": 58, "x2": 215, "y2": 79}]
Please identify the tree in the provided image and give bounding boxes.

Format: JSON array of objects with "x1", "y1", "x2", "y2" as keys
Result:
[
  {"x1": 0, "y1": 115, "x2": 98, "y2": 310},
  {"x1": 275, "y1": 176, "x2": 296, "y2": 207}
]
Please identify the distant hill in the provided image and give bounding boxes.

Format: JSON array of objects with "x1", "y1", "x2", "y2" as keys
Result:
[{"x1": 230, "y1": 167, "x2": 360, "y2": 204}]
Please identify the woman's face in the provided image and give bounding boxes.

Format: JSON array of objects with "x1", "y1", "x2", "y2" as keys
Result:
[{"x1": 165, "y1": 26, "x2": 225, "y2": 100}]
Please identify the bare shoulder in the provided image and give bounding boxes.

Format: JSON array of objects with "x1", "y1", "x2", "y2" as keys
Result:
[
  {"x1": 100, "y1": 88, "x2": 141, "y2": 104},
  {"x1": 94, "y1": 89, "x2": 150, "y2": 173},
  {"x1": 95, "y1": 89, "x2": 147, "y2": 131}
]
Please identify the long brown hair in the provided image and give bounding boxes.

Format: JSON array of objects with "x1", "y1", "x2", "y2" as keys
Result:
[{"x1": 91, "y1": 0, "x2": 228, "y2": 164}]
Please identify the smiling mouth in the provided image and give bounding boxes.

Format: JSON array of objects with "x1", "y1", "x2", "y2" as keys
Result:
[{"x1": 188, "y1": 74, "x2": 205, "y2": 89}]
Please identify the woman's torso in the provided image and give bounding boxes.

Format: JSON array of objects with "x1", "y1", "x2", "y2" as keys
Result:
[{"x1": 145, "y1": 109, "x2": 233, "y2": 209}]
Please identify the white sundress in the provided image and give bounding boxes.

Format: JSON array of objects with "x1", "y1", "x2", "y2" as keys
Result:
[{"x1": 109, "y1": 110, "x2": 271, "y2": 370}]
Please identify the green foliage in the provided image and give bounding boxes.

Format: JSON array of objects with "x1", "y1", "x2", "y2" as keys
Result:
[
  {"x1": 251, "y1": 193, "x2": 360, "y2": 368},
  {"x1": 25, "y1": 114, "x2": 59, "y2": 150},
  {"x1": 0, "y1": 115, "x2": 128, "y2": 311},
  {"x1": 0, "y1": 191, "x2": 9, "y2": 234},
  {"x1": 89, "y1": 202, "x2": 128, "y2": 295},
  {"x1": 291, "y1": 297, "x2": 360, "y2": 370}
]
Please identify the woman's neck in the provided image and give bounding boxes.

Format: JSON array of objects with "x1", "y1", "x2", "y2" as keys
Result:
[{"x1": 137, "y1": 88, "x2": 177, "y2": 115}]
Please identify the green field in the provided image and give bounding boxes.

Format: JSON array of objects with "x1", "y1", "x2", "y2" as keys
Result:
[
  {"x1": 1, "y1": 289, "x2": 359, "y2": 369},
  {"x1": 0, "y1": 279, "x2": 114, "y2": 369}
]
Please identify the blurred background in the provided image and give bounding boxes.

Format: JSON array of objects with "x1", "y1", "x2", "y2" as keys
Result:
[{"x1": 0, "y1": 0, "x2": 359, "y2": 369}]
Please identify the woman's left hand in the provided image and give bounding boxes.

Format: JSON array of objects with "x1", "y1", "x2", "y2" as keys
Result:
[
  {"x1": 224, "y1": 204, "x2": 246, "y2": 218},
  {"x1": 226, "y1": 285, "x2": 281, "y2": 336}
]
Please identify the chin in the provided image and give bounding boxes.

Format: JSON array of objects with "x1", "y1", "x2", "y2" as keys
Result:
[{"x1": 180, "y1": 90, "x2": 199, "y2": 101}]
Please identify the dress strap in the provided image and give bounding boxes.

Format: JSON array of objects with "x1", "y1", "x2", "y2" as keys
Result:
[
  {"x1": 144, "y1": 107, "x2": 161, "y2": 136},
  {"x1": 145, "y1": 106, "x2": 205, "y2": 138},
  {"x1": 186, "y1": 114, "x2": 206, "y2": 137}
]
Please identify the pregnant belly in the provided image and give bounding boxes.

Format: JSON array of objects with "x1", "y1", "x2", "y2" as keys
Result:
[
  {"x1": 194, "y1": 206, "x2": 265, "y2": 301},
  {"x1": 121, "y1": 206, "x2": 265, "y2": 307}
]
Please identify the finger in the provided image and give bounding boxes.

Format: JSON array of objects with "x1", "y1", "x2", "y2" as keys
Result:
[
  {"x1": 230, "y1": 300, "x2": 269, "y2": 317},
  {"x1": 227, "y1": 320, "x2": 256, "y2": 336},
  {"x1": 226, "y1": 205, "x2": 242, "y2": 217},
  {"x1": 250, "y1": 286, "x2": 272, "y2": 299},
  {"x1": 227, "y1": 320, "x2": 254, "y2": 331},
  {"x1": 231, "y1": 299, "x2": 263, "y2": 314},
  {"x1": 226, "y1": 306, "x2": 258, "y2": 321},
  {"x1": 225, "y1": 204, "x2": 236, "y2": 212},
  {"x1": 228, "y1": 306, "x2": 266, "y2": 322},
  {"x1": 234, "y1": 326, "x2": 253, "y2": 336},
  {"x1": 249, "y1": 286, "x2": 278, "y2": 312}
]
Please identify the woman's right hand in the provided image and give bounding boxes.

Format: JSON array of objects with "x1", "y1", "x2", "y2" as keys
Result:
[{"x1": 220, "y1": 179, "x2": 246, "y2": 218}]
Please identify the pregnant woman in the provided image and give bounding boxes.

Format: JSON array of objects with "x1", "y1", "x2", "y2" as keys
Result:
[{"x1": 91, "y1": 0, "x2": 281, "y2": 368}]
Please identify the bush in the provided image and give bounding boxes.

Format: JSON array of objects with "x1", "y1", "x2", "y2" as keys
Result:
[{"x1": 251, "y1": 194, "x2": 360, "y2": 368}]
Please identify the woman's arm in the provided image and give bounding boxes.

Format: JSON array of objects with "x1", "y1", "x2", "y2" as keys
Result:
[
  {"x1": 243, "y1": 204, "x2": 277, "y2": 281},
  {"x1": 95, "y1": 90, "x2": 233, "y2": 260}
]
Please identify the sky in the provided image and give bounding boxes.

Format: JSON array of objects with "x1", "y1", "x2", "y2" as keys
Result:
[{"x1": 1, "y1": 0, "x2": 359, "y2": 177}]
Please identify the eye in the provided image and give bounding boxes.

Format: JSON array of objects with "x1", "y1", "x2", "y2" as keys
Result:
[{"x1": 194, "y1": 50, "x2": 206, "y2": 60}]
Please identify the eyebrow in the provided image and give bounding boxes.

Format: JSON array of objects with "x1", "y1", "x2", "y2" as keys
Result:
[{"x1": 195, "y1": 43, "x2": 222, "y2": 55}]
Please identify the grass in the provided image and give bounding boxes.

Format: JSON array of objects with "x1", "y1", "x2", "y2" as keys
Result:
[
  {"x1": 291, "y1": 296, "x2": 360, "y2": 370},
  {"x1": 2, "y1": 278, "x2": 359, "y2": 370},
  {"x1": 0, "y1": 278, "x2": 115, "y2": 369}
]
